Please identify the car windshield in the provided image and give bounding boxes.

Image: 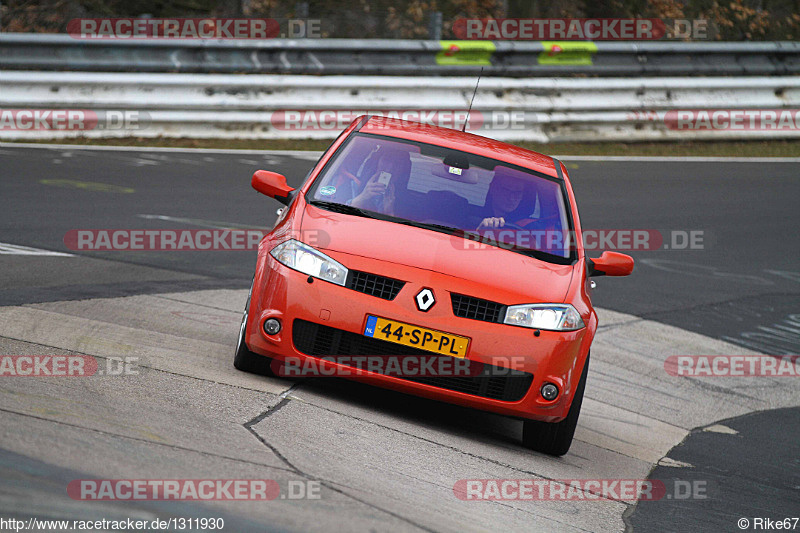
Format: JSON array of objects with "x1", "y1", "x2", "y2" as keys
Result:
[{"x1": 307, "y1": 133, "x2": 574, "y2": 263}]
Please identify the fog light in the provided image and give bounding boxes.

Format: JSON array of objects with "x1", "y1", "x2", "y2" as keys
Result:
[
  {"x1": 263, "y1": 318, "x2": 281, "y2": 335},
  {"x1": 541, "y1": 383, "x2": 559, "y2": 401}
]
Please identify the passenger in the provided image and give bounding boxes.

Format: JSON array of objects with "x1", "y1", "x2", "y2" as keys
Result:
[{"x1": 350, "y1": 148, "x2": 411, "y2": 216}]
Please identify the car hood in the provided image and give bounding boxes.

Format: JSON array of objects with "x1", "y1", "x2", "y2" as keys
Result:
[{"x1": 301, "y1": 204, "x2": 574, "y2": 303}]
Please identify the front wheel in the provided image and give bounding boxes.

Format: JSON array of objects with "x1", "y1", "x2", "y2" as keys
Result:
[
  {"x1": 522, "y1": 354, "x2": 589, "y2": 456},
  {"x1": 233, "y1": 279, "x2": 276, "y2": 377}
]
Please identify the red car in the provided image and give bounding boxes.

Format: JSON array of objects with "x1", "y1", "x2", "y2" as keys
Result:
[{"x1": 235, "y1": 116, "x2": 633, "y2": 456}]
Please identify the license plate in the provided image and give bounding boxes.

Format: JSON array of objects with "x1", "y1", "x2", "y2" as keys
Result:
[{"x1": 363, "y1": 315, "x2": 470, "y2": 358}]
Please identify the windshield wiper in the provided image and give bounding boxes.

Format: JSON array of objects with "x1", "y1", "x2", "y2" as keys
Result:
[
  {"x1": 403, "y1": 221, "x2": 460, "y2": 234},
  {"x1": 461, "y1": 231, "x2": 574, "y2": 265},
  {"x1": 309, "y1": 201, "x2": 463, "y2": 237},
  {"x1": 307, "y1": 200, "x2": 377, "y2": 219}
]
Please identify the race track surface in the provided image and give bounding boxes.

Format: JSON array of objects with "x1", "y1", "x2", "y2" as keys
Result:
[{"x1": 1, "y1": 144, "x2": 798, "y2": 532}]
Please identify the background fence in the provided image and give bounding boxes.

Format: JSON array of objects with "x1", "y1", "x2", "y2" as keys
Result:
[
  {"x1": 2, "y1": 34, "x2": 799, "y2": 76},
  {"x1": 1, "y1": 35, "x2": 798, "y2": 141}
]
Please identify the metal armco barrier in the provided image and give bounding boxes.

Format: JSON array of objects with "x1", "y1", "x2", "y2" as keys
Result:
[
  {"x1": 1, "y1": 71, "x2": 799, "y2": 141},
  {"x1": 1, "y1": 33, "x2": 799, "y2": 76}
]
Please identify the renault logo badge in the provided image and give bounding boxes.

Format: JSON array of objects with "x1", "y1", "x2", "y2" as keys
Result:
[{"x1": 415, "y1": 288, "x2": 436, "y2": 312}]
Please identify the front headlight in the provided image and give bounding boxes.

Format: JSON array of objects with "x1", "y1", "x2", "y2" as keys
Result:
[
  {"x1": 270, "y1": 239, "x2": 348, "y2": 286},
  {"x1": 504, "y1": 304, "x2": 585, "y2": 331}
]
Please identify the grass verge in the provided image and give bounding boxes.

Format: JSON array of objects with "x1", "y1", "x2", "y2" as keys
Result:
[{"x1": 5, "y1": 137, "x2": 800, "y2": 157}]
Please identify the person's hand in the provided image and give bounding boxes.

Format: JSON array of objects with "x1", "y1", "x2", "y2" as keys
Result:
[
  {"x1": 477, "y1": 217, "x2": 506, "y2": 230},
  {"x1": 350, "y1": 173, "x2": 387, "y2": 208}
]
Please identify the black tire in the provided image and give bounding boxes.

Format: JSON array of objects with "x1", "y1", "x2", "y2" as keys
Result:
[
  {"x1": 233, "y1": 279, "x2": 277, "y2": 377},
  {"x1": 522, "y1": 354, "x2": 590, "y2": 456}
]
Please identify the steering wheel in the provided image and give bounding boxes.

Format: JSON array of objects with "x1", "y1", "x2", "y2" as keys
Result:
[
  {"x1": 514, "y1": 214, "x2": 562, "y2": 230},
  {"x1": 477, "y1": 221, "x2": 525, "y2": 231},
  {"x1": 501, "y1": 222, "x2": 525, "y2": 231}
]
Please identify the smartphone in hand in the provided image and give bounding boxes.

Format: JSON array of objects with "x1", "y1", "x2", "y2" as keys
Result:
[{"x1": 377, "y1": 171, "x2": 391, "y2": 187}]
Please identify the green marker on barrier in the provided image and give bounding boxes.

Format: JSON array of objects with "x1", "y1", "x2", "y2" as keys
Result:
[
  {"x1": 538, "y1": 41, "x2": 598, "y2": 66},
  {"x1": 436, "y1": 41, "x2": 496, "y2": 66}
]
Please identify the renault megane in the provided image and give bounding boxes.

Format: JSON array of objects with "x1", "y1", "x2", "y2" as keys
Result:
[{"x1": 234, "y1": 115, "x2": 634, "y2": 456}]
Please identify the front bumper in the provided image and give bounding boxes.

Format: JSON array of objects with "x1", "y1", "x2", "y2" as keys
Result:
[{"x1": 245, "y1": 247, "x2": 591, "y2": 422}]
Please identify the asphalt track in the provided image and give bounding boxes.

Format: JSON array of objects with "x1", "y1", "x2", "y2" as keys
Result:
[{"x1": 0, "y1": 143, "x2": 798, "y2": 532}]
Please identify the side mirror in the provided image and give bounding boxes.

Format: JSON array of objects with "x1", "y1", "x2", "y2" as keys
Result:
[
  {"x1": 588, "y1": 251, "x2": 634, "y2": 277},
  {"x1": 252, "y1": 170, "x2": 296, "y2": 205}
]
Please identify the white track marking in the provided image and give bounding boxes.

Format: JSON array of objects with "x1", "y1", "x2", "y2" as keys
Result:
[
  {"x1": 0, "y1": 243, "x2": 73, "y2": 256},
  {"x1": 657, "y1": 457, "x2": 693, "y2": 468},
  {"x1": 703, "y1": 424, "x2": 739, "y2": 434},
  {"x1": 136, "y1": 214, "x2": 264, "y2": 230}
]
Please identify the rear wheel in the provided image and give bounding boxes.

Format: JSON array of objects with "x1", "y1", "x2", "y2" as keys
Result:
[
  {"x1": 522, "y1": 354, "x2": 589, "y2": 456},
  {"x1": 233, "y1": 279, "x2": 277, "y2": 377}
]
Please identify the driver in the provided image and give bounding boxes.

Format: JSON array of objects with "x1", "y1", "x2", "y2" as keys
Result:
[
  {"x1": 476, "y1": 170, "x2": 532, "y2": 230},
  {"x1": 350, "y1": 148, "x2": 411, "y2": 216}
]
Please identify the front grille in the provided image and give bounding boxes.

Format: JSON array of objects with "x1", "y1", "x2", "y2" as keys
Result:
[
  {"x1": 451, "y1": 293, "x2": 506, "y2": 323},
  {"x1": 292, "y1": 319, "x2": 532, "y2": 402},
  {"x1": 346, "y1": 270, "x2": 405, "y2": 300}
]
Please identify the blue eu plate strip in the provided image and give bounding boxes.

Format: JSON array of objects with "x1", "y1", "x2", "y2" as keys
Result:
[{"x1": 363, "y1": 315, "x2": 378, "y2": 337}]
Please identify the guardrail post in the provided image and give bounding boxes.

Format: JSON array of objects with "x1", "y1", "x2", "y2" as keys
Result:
[{"x1": 428, "y1": 12, "x2": 443, "y2": 41}]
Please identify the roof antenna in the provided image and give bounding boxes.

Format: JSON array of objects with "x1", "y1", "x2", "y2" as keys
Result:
[{"x1": 462, "y1": 67, "x2": 483, "y2": 132}]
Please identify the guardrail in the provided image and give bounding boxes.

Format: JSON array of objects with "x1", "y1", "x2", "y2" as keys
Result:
[
  {"x1": 2, "y1": 71, "x2": 799, "y2": 142},
  {"x1": 1, "y1": 33, "x2": 799, "y2": 77}
]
